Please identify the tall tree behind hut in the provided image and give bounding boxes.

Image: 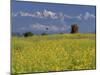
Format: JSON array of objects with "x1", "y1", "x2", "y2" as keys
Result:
[{"x1": 70, "y1": 24, "x2": 79, "y2": 33}]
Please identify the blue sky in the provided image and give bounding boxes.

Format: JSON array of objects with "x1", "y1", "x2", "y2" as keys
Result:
[{"x1": 12, "y1": 1, "x2": 96, "y2": 34}]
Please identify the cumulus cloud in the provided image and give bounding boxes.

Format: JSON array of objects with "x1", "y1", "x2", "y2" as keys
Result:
[
  {"x1": 35, "y1": 11, "x2": 43, "y2": 18},
  {"x1": 30, "y1": 23, "x2": 66, "y2": 32},
  {"x1": 12, "y1": 10, "x2": 59, "y2": 19},
  {"x1": 34, "y1": 9, "x2": 58, "y2": 19},
  {"x1": 42, "y1": 9, "x2": 58, "y2": 19},
  {"x1": 84, "y1": 12, "x2": 95, "y2": 20},
  {"x1": 12, "y1": 10, "x2": 95, "y2": 21}
]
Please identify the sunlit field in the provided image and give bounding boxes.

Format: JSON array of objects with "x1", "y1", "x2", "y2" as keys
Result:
[{"x1": 12, "y1": 34, "x2": 96, "y2": 74}]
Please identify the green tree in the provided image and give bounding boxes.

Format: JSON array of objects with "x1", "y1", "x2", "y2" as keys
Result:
[
  {"x1": 41, "y1": 32, "x2": 48, "y2": 35},
  {"x1": 23, "y1": 32, "x2": 33, "y2": 37}
]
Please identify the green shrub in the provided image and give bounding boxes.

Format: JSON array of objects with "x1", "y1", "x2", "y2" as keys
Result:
[
  {"x1": 41, "y1": 33, "x2": 48, "y2": 35},
  {"x1": 23, "y1": 32, "x2": 33, "y2": 37}
]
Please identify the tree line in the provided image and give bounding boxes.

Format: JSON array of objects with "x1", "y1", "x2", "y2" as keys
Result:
[{"x1": 13, "y1": 24, "x2": 79, "y2": 37}]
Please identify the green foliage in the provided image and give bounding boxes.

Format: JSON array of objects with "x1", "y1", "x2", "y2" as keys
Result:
[
  {"x1": 41, "y1": 32, "x2": 48, "y2": 35},
  {"x1": 12, "y1": 34, "x2": 96, "y2": 74},
  {"x1": 23, "y1": 32, "x2": 33, "y2": 37}
]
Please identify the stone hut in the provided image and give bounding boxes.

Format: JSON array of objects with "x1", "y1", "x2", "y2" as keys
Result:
[{"x1": 70, "y1": 24, "x2": 78, "y2": 33}]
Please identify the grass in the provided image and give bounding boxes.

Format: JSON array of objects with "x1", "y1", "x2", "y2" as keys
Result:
[{"x1": 12, "y1": 33, "x2": 96, "y2": 74}]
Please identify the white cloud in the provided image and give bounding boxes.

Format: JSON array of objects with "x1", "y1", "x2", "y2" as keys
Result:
[
  {"x1": 84, "y1": 12, "x2": 90, "y2": 20},
  {"x1": 17, "y1": 10, "x2": 58, "y2": 19},
  {"x1": 12, "y1": 9, "x2": 65, "y2": 20},
  {"x1": 35, "y1": 11, "x2": 43, "y2": 18},
  {"x1": 12, "y1": 10, "x2": 95, "y2": 21},
  {"x1": 32, "y1": 23, "x2": 48, "y2": 30},
  {"x1": 31, "y1": 23, "x2": 66, "y2": 32},
  {"x1": 64, "y1": 14, "x2": 82, "y2": 20},
  {"x1": 64, "y1": 15, "x2": 72, "y2": 19},
  {"x1": 19, "y1": 11, "x2": 36, "y2": 17},
  {"x1": 84, "y1": 12, "x2": 95, "y2": 20},
  {"x1": 90, "y1": 14, "x2": 95, "y2": 18},
  {"x1": 42, "y1": 9, "x2": 58, "y2": 19},
  {"x1": 75, "y1": 14, "x2": 82, "y2": 20}
]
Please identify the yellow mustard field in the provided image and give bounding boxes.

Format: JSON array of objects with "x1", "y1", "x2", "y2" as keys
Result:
[{"x1": 12, "y1": 34, "x2": 96, "y2": 74}]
